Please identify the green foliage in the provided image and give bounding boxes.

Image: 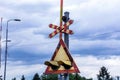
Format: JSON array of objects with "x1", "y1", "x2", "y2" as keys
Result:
[
  {"x1": 69, "y1": 73, "x2": 93, "y2": 80},
  {"x1": 97, "y1": 66, "x2": 113, "y2": 80},
  {"x1": 41, "y1": 73, "x2": 92, "y2": 80},
  {"x1": 10, "y1": 73, "x2": 93, "y2": 80},
  {"x1": 12, "y1": 77, "x2": 16, "y2": 80},
  {"x1": 32, "y1": 73, "x2": 41, "y2": 80},
  {"x1": 41, "y1": 74, "x2": 58, "y2": 80},
  {"x1": 0, "y1": 75, "x2": 2, "y2": 80},
  {"x1": 21, "y1": 75, "x2": 25, "y2": 80}
]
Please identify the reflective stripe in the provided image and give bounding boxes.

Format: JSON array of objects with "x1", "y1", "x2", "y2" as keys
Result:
[
  {"x1": 62, "y1": 29, "x2": 73, "y2": 34},
  {"x1": 49, "y1": 19, "x2": 73, "y2": 38}
]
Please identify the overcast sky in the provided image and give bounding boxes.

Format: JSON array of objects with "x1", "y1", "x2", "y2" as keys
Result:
[{"x1": 0, "y1": 0, "x2": 120, "y2": 80}]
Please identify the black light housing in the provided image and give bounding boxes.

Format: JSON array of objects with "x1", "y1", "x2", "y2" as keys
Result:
[{"x1": 62, "y1": 12, "x2": 69, "y2": 23}]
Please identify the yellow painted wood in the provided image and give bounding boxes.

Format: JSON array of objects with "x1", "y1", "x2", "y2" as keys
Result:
[{"x1": 54, "y1": 45, "x2": 70, "y2": 61}]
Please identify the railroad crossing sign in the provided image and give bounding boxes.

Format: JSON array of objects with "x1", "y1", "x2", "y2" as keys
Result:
[
  {"x1": 49, "y1": 20, "x2": 74, "y2": 38},
  {"x1": 44, "y1": 0, "x2": 80, "y2": 78},
  {"x1": 44, "y1": 39, "x2": 80, "y2": 74}
]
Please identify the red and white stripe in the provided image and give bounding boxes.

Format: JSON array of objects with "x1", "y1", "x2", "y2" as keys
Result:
[
  {"x1": 63, "y1": 20, "x2": 73, "y2": 29},
  {"x1": 62, "y1": 29, "x2": 73, "y2": 34},
  {"x1": 49, "y1": 24, "x2": 59, "y2": 29},
  {"x1": 49, "y1": 29, "x2": 60, "y2": 38},
  {"x1": 49, "y1": 19, "x2": 74, "y2": 38}
]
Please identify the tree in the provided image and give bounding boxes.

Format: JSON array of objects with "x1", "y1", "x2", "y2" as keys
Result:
[
  {"x1": 69, "y1": 73, "x2": 93, "y2": 80},
  {"x1": 32, "y1": 73, "x2": 41, "y2": 80},
  {"x1": 21, "y1": 75, "x2": 25, "y2": 80},
  {"x1": 40, "y1": 73, "x2": 92, "y2": 80},
  {"x1": 41, "y1": 74, "x2": 57, "y2": 80},
  {"x1": 0, "y1": 75, "x2": 2, "y2": 80},
  {"x1": 97, "y1": 66, "x2": 113, "y2": 80},
  {"x1": 12, "y1": 77, "x2": 16, "y2": 80}
]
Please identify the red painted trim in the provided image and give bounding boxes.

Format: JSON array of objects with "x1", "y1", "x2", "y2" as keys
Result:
[
  {"x1": 49, "y1": 24, "x2": 59, "y2": 29},
  {"x1": 63, "y1": 20, "x2": 73, "y2": 29},
  {"x1": 44, "y1": 39, "x2": 80, "y2": 74}
]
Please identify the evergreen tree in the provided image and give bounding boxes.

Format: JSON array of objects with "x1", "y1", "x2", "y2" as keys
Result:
[
  {"x1": 41, "y1": 74, "x2": 57, "y2": 80},
  {"x1": 0, "y1": 75, "x2": 2, "y2": 80},
  {"x1": 97, "y1": 66, "x2": 113, "y2": 80},
  {"x1": 12, "y1": 77, "x2": 16, "y2": 80},
  {"x1": 41, "y1": 73, "x2": 92, "y2": 80},
  {"x1": 47, "y1": 74, "x2": 58, "y2": 80},
  {"x1": 21, "y1": 75, "x2": 25, "y2": 80},
  {"x1": 69, "y1": 73, "x2": 93, "y2": 80},
  {"x1": 32, "y1": 73, "x2": 41, "y2": 80}
]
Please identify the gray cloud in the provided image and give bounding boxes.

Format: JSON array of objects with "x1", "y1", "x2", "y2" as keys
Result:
[
  {"x1": 1, "y1": 55, "x2": 120, "y2": 80},
  {"x1": 0, "y1": 0, "x2": 120, "y2": 79}
]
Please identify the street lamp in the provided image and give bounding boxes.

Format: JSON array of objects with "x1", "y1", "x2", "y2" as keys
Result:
[{"x1": 4, "y1": 19, "x2": 21, "y2": 80}]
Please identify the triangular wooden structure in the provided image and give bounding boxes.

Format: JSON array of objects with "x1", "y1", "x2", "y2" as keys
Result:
[{"x1": 44, "y1": 39, "x2": 80, "y2": 74}]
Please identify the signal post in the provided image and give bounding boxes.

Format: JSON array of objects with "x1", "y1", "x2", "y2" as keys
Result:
[{"x1": 44, "y1": 0, "x2": 80, "y2": 80}]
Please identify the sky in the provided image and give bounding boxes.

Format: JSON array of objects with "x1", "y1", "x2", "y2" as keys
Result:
[{"x1": 0, "y1": 0, "x2": 120, "y2": 80}]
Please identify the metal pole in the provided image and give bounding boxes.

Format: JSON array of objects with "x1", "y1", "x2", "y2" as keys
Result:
[
  {"x1": 0, "y1": 17, "x2": 3, "y2": 68},
  {"x1": 3, "y1": 19, "x2": 21, "y2": 80},
  {"x1": 63, "y1": 12, "x2": 69, "y2": 48},
  {"x1": 63, "y1": 11, "x2": 70, "y2": 80},
  {"x1": 3, "y1": 20, "x2": 9, "y2": 80}
]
